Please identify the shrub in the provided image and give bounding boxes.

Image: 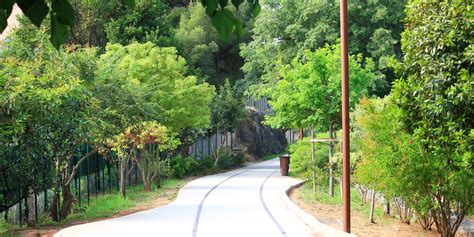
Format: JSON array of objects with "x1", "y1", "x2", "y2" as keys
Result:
[
  {"x1": 288, "y1": 138, "x2": 329, "y2": 180},
  {"x1": 170, "y1": 155, "x2": 199, "y2": 178},
  {"x1": 215, "y1": 149, "x2": 244, "y2": 170}
]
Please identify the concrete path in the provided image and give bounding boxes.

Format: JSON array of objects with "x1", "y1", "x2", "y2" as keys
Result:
[{"x1": 55, "y1": 158, "x2": 349, "y2": 237}]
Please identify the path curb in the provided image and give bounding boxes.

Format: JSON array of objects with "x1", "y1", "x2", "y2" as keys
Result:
[{"x1": 282, "y1": 180, "x2": 356, "y2": 237}]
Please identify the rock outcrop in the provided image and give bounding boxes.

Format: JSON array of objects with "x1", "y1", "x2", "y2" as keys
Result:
[{"x1": 234, "y1": 107, "x2": 287, "y2": 161}]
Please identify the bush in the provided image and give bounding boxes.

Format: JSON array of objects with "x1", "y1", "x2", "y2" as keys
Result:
[
  {"x1": 170, "y1": 155, "x2": 199, "y2": 178},
  {"x1": 288, "y1": 138, "x2": 329, "y2": 179},
  {"x1": 215, "y1": 148, "x2": 244, "y2": 170},
  {"x1": 195, "y1": 156, "x2": 215, "y2": 174}
]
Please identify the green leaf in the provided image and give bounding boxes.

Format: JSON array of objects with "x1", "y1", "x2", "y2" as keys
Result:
[
  {"x1": 122, "y1": 0, "x2": 135, "y2": 8},
  {"x1": 50, "y1": 13, "x2": 69, "y2": 49},
  {"x1": 219, "y1": 0, "x2": 228, "y2": 8},
  {"x1": 16, "y1": 0, "x2": 49, "y2": 27},
  {"x1": 205, "y1": 0, "x2": 219, "y2": 16},
  {"x1": 251, "y1": 1, "x2": 261, "y2": 16},
  {"x1": 231, "y1": 0, "x2": 244, "y2": 9},
  {"x1": 235, "y1": 20, "x2": 244, "y2": 40},
  {"x1": 211, "y1": 9, "x2": 235, "y2": 41},
  {"x1": 52, "y1": 0, "x2": 75, "y2": 26}
]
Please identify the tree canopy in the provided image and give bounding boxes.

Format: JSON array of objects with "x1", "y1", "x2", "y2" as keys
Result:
[
  {"x1": 241, "y1": 0, "x2": 404, "y2": 97},
  {"x1": 264, "y1": 43, "x2": 375, "y2": 131}
]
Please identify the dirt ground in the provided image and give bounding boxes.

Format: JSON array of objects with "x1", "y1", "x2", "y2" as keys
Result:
[
  {"x1": 10, "y1": 181, "x2": 187, "y2": 237},
  {"x1": 289, "y1": 187, "x2": 438, "y2": 237}
]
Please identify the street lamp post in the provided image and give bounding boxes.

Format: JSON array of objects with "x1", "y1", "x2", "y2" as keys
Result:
[{"x1": 340, "y1": 0, "x2": 351, "y2": 233}]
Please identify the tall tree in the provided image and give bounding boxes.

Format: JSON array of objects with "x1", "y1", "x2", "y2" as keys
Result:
[
  {"x1": 241, "y1": 0, "x2": 405, "y2": 97},
  {"x1": 264, "y1": 43, "x2": 375, "y2": 196},
  {"x1": 392, "y1": 0, "x2": 473, "y2": 236},
  {"x1": 175, "y1": 2, "x2": 253, "y2": 86},
  {"x1": 209, "y1": 80, "x2": 245, "y2": 166},
  {"x1": 105, "y1": 0, "x2": 174, "y2": 46},
  {"x1": 0, "y1": 24, "x2": 99, "y2": 222}
]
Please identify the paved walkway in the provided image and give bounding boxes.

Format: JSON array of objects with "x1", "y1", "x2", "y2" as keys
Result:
[{"x1": 55, "y1": 158, "x2": 348, "y2": 237}]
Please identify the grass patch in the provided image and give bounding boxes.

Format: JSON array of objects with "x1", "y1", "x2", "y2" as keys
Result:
[
  {"x1": 298, "y1": 182, "x2": 390, "y2": 225},
  {"x1": 0, "y1": 178, "x2": 187, "y2": 235},
  {"x1": 64, "y1": 178, "x2": 185, "y2": 223},
  {"x1": 0, "y1": 219, "x2": 15, "y2": 235}
]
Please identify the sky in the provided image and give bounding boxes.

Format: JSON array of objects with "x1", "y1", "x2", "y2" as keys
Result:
[{"x1": 0, "y1": 5, "x2": 21, "y2": 42}]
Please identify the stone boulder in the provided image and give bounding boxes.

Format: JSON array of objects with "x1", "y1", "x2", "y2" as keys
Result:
[{"x1": 234, "y1": 107, "x2": 287, "y2": 161}]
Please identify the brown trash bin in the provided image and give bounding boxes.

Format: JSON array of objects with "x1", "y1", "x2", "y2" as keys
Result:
[{"x1": 279, "y1": 154, "x2": 290, "y2": 176}]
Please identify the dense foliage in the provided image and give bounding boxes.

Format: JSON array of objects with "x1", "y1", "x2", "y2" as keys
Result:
[
  {"x1": 1, "y1": 1, "x2": 472, "y2": 236},
  {"x1": 264, "y1": 44, "x2": 375, "y2": 131},
  {"x1": 390, "y1": 0, "x2": 473, "y2": 235},
  {"x1": 241, "y1": 0, "x2": 405, "y2": 97}
]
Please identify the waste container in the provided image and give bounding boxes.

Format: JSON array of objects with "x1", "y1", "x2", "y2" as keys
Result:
[{"x1": 279, "y1": 154, "x2": 290, "y2": 176}]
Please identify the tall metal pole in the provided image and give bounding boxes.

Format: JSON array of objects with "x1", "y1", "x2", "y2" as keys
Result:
[{"x1": 340, "y1": 0, "x2": 351, "y2": 233}]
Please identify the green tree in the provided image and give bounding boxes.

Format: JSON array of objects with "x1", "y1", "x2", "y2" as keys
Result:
[
  {"x1": 241, "y1": 0, "x2": 404, "y2": 97},
  {"x1": 391, "y1": 0, "x2": 473, "y2": 236},
  {"x1": 0, "y1": 25, "x2": 98, "y2": 222},
  {"x1": 111, "y1": 122, "x2": 179, "y2": 195},
  {"x1": 209, "y1": 80, "x2": 245, "y2": 166},
  {"x1": 175, "y1": 2, "x2": 253, "y2": 86},
  {"x1": 68, "y1": 0, "x2": 121, "y2": 47},
  {"x1": 1, "y1": 0, "x2": 257, "y2": 49},
  {"x1": 95, "y1": 42, "x2": 215, "y2": 133},
  {"x1": 105, "y1": 0, "x2": 174, "y2": 46},
  {"x1": 352, "y1": 98, "x2": 428, "y2": 225},
  {"x1": 265, "y1": 43, "x2": 375, "y2": 196},
  {"x1": 265, "y1": 44, "x2": 375, "y2": 131}
]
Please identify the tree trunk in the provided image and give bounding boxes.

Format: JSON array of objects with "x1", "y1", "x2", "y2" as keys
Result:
[
  {"x1": 50, "y1": 192, "x2": 60, "y2": 222},
  {"x1": 300, "y1": 128, "x2": 304, "y2": 139},
  {"x1": 59, "y1": 184, "x2": 74, "y2": 220},
  {"x1": 384, "y1": 201, "x2": 390, "y2": 215},
  {"x1": 213, "y1": 130, "x2": 228, "y2": 168},
  {"x1": 156, "y1": 156, "x2": 161, "y2": 189},
  {"x1": 328, "y1": 124, "x2": 335, "y2": 197},
  {"x1": 143, "y1": 180, "x2": 151, "y2": 192},
  {"x1": 119, "y1": 161, "x2": 126, "y2": 198},
  {"x1": 27, "y1": 189, "x2": 35, "y2": 227},
  {"x1": 370, "y1": 189, "x2": 376, "y2": 224}
]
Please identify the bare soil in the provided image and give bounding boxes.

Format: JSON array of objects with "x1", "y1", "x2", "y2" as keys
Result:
[{"x1": 289, "y1": 186, "x2": 438, "y2": 237}]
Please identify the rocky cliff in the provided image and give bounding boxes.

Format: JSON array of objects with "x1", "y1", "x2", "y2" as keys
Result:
[{"x1": 234, "y1": 107, "x2": 287, "y2": 161}]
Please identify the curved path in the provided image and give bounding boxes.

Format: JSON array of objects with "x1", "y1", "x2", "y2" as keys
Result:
[{"x1": 55, "y1": 158, "x2": 346, "y2": 237}]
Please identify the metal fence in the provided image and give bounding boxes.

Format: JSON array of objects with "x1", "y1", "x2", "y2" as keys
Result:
[
  {"x1": 1, "y1": 98, "x2": 290, "y2": 226},
  {"x1": 2, "y1": 150, "x2": 142, "y2": 226}
]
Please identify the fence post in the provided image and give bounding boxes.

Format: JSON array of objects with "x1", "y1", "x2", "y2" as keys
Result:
[
  {"x1": 101, "y1": 157, "x2": 105, "y2": 193},
  {"x1": 34, "y1": 192, "x2": 38, "y2": 224},
  {"x1": 95, "y1": 152, "x2": 99, "y2": 196},
  {"x1": 44, "y1": 189, "x2": 48, "y2": 211},
  {"x1": 208, "y1": 134, "x2": 211, "y2": 157},
  {"x1": 19, "y1": 187, "x2": 22, "y2": 227},
  {"x1": 107, "y1": 160, "x2": 112, "y2": 193},
  {"x1": 134, "y1": 163, "x2": 138, "y2": 184},
  {"x1": 86, "y1": 145, "x2": 90, "y2": 205},
  {"x1": 128, "y1": 159, "x2": 131, "y2": 186},
  {"x1": 78, "y1": 159, "x2": 81, "y2": 207},
  {"x1": 201, "y1": 137, "x2": 204, "y2": 158},
  {"x1": 115, "y1": 162, "x2": 119, "y2": 192},
  {"x1": 24, "y1": 197, "x2": 28, "y2": 226}
]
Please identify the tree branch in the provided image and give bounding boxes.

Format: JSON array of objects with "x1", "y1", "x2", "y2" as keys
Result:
[{"x1": 65, "y1": 148, "x2": 98, "y2": 186}]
